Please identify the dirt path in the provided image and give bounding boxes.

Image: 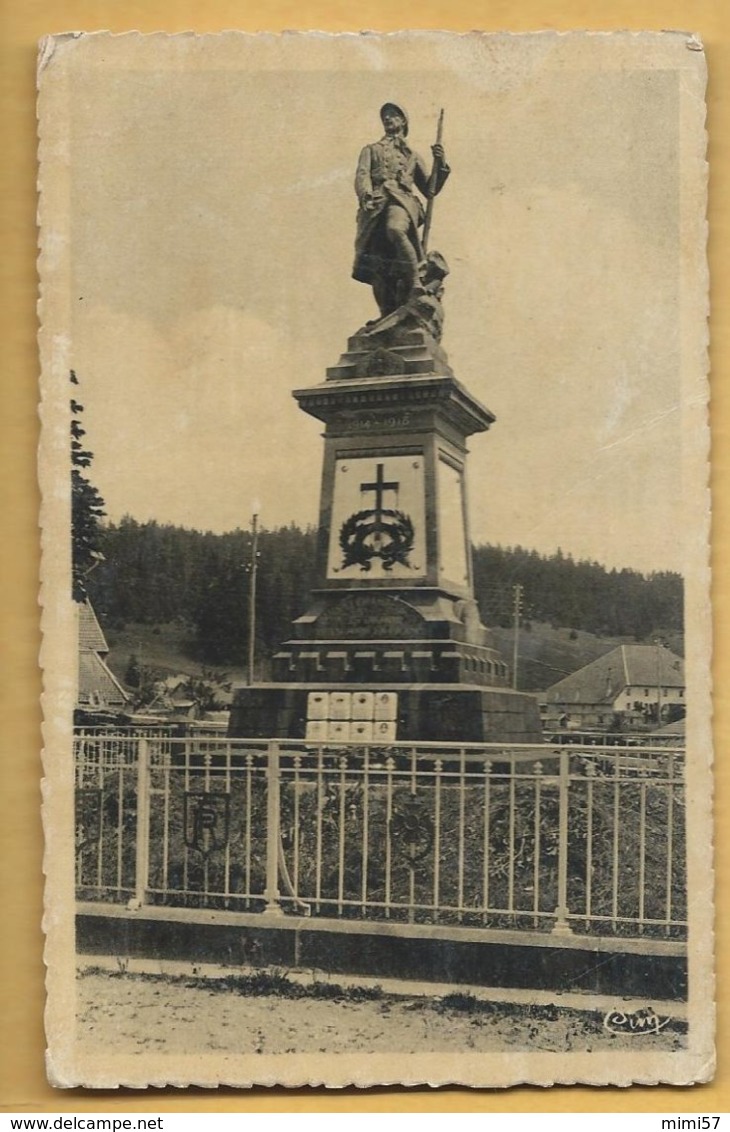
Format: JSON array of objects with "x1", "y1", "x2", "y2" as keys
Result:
[{"x1": 76, "y1": 971, "x2": 686, "y2": 1056}]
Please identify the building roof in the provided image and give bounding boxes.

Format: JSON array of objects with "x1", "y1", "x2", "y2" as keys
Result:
[
  {"x1": 654, "y1": 717, "x2": 686, "y2": 736},
  {"x1": 77, "y1": 599, "x2": 109, "y2": 654},
  {"x1": 544, "y1": 644, "x2": 684, "y2": 706},
  {"x1": 78, "y1": 650, "x2": 129, "y2": 707}
]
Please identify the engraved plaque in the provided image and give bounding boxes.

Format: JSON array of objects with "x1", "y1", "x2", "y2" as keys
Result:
[
  {"x1": 305, "y1": 719, "x2": 329, "y2": 742},
  {"x1": 315, "y1": 593, "x2": 425, "y2": 640},
  {"x1": 327, "y1": 455, "x2": 426, "y2": 580},
  {"x1": 329, "y1": 692, "x2": 352, "y2": 721},
  {"x1": 374, "y1": 692, "x2": 398, "y2": 722},
  {"x1": 351, "y1": 691, "x2": 375, "y2": 720},
  {"x1": 307, "y1": 691, "x2": 329, "y2": 720}
]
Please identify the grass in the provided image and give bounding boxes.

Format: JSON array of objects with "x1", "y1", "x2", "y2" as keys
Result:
[
  {"x1": 81, "y1": 964, "x2": 384, "y2": 1002},
  {"x1": 77, "y1": 966, "x2": 687, "y2": 1035},
  {"x1": 103, "y1": 621, "x2": 247, "y2": 687},
  {"x1": 76, "y1": 751, "x2": 686, "y2": 939},
  {"x1": 103, "y1": 619, "x2": 657, "y2": 695}
]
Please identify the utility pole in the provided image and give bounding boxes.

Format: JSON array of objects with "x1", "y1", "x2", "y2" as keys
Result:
[
  {"x1": 654, "y1": 637, "x2": 664, "y2": 726},
  {"x1": 246, "y1": 506, "x2": 260, "y2": 686},
  {"x1": 512, "y1": 583, "x2": 523, "y2": 690}
]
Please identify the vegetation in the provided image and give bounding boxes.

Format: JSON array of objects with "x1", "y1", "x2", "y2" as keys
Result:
[
  {"x1": 122, "y1": 659, "x2": 232, "y2": 712},
  {"x1": 71, "y1": 372, "x2": 107, "y2": 602},
  {"x1": 87, "y1": 518, "x2": 317, "y2": 668},
  {"x1": 473, "y1": 544, "x2": 682, "y2": 640},
  {"x1": 75, "y1": 748, "x2": 686, "y2": 942},
  {"x1": 86, "y1": 518, "x2": 683, "y2": 685}
]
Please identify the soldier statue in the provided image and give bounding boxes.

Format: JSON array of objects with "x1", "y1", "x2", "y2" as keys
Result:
[{"x1": 352, "y1": 103, "x2": 450, "y2": 318}]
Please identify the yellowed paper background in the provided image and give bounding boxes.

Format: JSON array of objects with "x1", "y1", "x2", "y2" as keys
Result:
[{"x1": 2, "y1": 0, "x2": 728, "y2": 1111}]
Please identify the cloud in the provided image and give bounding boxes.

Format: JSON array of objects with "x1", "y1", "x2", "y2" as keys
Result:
[
  {"x1": 76, "y1": 304, "x2": 322, "y2": 533},
  {"x1": 69, "y1": 58, "x2": 684, "y2": 572}
]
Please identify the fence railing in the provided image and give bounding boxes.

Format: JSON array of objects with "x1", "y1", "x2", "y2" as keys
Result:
[{"x1": 74, "y1": 732, "x2": 686, "y2": 941}]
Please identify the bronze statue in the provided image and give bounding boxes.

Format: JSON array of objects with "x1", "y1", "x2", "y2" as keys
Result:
[
  {"x1": 359, "y1": 250, "x2": 450, "y2": 344},
  {"x1": 352, "y1": 103, "x2": 450, "y2": 318}
]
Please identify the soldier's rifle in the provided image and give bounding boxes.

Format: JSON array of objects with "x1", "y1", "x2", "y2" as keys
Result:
[{"x1": 422, "y1": 107, "x2": 445, "y2": 254}]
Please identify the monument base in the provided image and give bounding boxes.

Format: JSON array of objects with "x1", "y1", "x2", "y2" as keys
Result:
[
  {"x1": 228, "y1": 683, "x2": 543, "y2": 744},
  {"x1": 272, "y1": 638, "x2": 509, "y2": 686}
]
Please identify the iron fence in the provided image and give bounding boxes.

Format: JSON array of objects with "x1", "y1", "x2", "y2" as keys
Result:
[{"x1": 74, "y1": 733, "x2": 686, "y2": 940}]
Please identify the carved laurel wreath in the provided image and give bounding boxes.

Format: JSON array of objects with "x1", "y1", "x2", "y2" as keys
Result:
[{"x1": 339, "y1": 508, "x2": 415, "y2": 571}]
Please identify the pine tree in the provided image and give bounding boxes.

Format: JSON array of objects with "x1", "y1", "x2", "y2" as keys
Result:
[
  {"x1": 70, "y1": 371, "x2": 106, "y2": 602},
  {"x1": 124, "y1": 653, "x2": 142, "y2": 688}
]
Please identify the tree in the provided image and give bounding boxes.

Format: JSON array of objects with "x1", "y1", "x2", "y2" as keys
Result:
[
  {"x1": 181, "y1": 669, "x2": 232, "y2": 713},
  {"x1": 193, "y1": 560, "x2": 249, "y2": 666},
  {"x1": 71, "y1": 371, "x2": 106, "y2": 602},
  {"x1": 124, "y1": 653, "x2": 142, "y2": 688},
  {"x1": 127, "y1": 663, "x2": 164, "y2": 710}
]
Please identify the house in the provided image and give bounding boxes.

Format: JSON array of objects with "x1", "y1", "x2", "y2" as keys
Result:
[
  {"x1": 76, "y1": 599, "x2": 128, "y2": 717},
  {"x1": 541, "y1": 643, "x2": 685, "y2": 731},
  {"x1": 122, "y1": 673, "x2": 232, "y2": 729},
  {"x1": 144, "y1": 675, "x2": 199, "y2": 721}
]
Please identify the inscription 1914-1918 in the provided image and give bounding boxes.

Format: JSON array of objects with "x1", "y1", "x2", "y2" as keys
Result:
[{"x1": 342, "y1": 411, "x2": 414, "y2": 432}]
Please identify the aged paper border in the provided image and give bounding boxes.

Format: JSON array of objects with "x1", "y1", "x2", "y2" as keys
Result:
[
  {"x1": 2, "y1": 0, "x2": 728, "y2": 1110},
  {"x1": 37, "y1": 26, "x2": 711, "y2": 1091}
]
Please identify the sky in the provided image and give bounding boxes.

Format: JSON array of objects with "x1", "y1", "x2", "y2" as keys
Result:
[{"x1": 65, "y1": 33, "x2": 689, "y2": 574}]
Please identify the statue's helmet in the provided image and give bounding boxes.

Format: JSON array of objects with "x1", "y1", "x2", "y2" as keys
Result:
[{"x1": 380, "y1": 102, "x2": 409, "y2": 135}]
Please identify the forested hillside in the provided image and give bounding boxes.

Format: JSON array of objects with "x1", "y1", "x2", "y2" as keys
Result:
[
  {"x1": 88, "y1": 517, "x2": 316, "y2": 666},
  {"x1": 473, "y1": 545, "x2": 682, "y2": 640},
  {"x1": 87, "y1": 518, "x2": 683, "y2": 678}
]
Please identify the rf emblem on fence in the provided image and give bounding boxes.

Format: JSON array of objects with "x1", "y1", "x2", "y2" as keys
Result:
[
  {"x1": 390, "y1": 794, "x2": 435, "y2": 864},
  {"x1": 183, "y1": 792, "x2": 231, "y2": 858}
]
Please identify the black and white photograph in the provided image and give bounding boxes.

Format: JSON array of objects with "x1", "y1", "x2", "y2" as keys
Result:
[{"x1": 37, "y1": 29, "x2": 712, "y2": 1088}]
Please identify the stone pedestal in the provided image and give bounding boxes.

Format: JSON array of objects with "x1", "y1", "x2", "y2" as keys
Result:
[
  {"x1": 228, "y1": 684, "x2": 542, "y2": 744},
  {"x1": 230, "y1": 326, "x2": 542, "y2": 744}
]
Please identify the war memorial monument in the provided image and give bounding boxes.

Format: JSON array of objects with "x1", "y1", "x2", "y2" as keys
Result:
[
  {"x1": 230, "y1": 103, "x2": 542, "y2": 744},
  {"x1": 37, "y1": 32, "x2": 709, "y2": 1087}
]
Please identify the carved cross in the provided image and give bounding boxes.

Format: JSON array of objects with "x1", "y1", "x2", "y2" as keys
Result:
[{"x1": 360, "y1": 463, "x2": 398, "y2": 537}]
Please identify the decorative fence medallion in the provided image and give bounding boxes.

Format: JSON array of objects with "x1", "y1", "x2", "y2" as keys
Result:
[
  {"x1": 390, "y1": 794, "x2": 434, "y2": 864},
  {"x1": 183, "y1": 792, "x2": 230, "y2": 858},
  {"x1": 75, "y1": 787, "x2": 102, "y2": 853}
]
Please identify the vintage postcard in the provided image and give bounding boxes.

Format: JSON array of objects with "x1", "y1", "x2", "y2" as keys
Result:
[{"x1": 38, "y1": 30, "x2": 712, "y2": 1088}]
